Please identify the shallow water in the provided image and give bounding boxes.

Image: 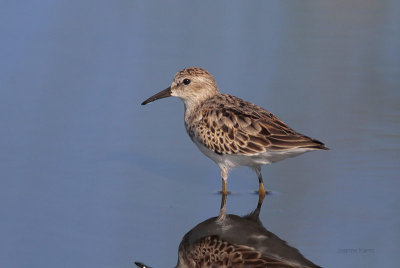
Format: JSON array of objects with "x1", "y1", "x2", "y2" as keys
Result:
[{"x1": 1, "y1": 1, "x2": 399, "y2": 267}]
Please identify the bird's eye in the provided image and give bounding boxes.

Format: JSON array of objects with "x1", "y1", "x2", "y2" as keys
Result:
[{"x1": 183, "y1": 78, "x2": 191, "y2": 85}]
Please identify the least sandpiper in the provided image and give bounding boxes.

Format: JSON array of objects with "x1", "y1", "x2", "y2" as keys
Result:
[{"x1": 141, "y1": 67, "x2": 328, "y2": 196}]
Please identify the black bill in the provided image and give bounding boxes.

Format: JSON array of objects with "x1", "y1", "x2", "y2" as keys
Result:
[{"x1": 141, "y1": 87, "x2": 172, "y2": 105}]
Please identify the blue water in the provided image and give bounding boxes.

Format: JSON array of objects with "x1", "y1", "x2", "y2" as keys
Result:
[{"x1": 1, "y1": 1, "x2": 399, "y2": 267}]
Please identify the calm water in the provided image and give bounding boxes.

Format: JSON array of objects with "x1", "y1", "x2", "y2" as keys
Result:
[{"x1": 1, "y1": 1, "x2": 399, "y2": 267}]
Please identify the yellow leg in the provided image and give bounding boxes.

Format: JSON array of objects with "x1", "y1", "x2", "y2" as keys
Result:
[
  {"x1": 256, "y1": 166, "x2": 267, "y2": 197},
  {"x1": 259, "y1": 181, "x2": 266, "y2": 196},
  {"x1": 258, "y1": 181, "x2": 266, "y2": 204},
  {"x1": 220, "y1": 191, "x2": 227, "y2": 210},
  {"x1": 222, "y1": 179, "x2": 228, "y2": 195},
  {"x1": 220, "y1": 167, "x2": 228, "y2": 195}
]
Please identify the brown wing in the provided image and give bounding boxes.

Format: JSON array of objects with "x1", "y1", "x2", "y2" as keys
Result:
[
  {"x1": 184, "y1": 235, "x2": 311, "y2": 268},
  {"x1": 190, "y1": 94, "x2": 327, "y2": 155}
]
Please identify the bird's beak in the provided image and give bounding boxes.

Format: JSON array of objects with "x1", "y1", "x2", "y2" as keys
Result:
[{"x1": 141, "y1": 87, "x2": 172, "y2": 105}]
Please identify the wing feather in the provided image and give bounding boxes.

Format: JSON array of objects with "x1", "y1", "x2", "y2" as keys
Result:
[
  {"x1": 184, "y1": 235, "x2": 310, "y2": 268},
  {"x1": 187, "y1": 94, "x2": 328, "y2": 155}
]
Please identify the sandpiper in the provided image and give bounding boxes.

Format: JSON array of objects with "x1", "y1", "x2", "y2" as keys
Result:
[{"x1": 141, "y1": 67, "x2": 328, "y2": 196}]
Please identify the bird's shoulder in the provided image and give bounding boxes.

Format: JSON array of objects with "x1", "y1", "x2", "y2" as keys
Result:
[{"x1": 200, "y1": 94, "x2": 297, "y2": 134}]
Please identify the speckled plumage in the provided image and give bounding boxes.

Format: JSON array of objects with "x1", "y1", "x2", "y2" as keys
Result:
[
  {"x1": 185, "y1": 93, "x2": 326, "y2": 156},
  {"x1": 180, "y1": 235, "x2": 306, "y2": 268},
  {"x1": 142, "y1": 67, "x2": 328, "y2": 195}
]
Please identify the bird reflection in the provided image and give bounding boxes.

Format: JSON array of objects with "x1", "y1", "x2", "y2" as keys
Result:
[
  {"x1": 136, "y1": 194, "x2": 321, "y2": 268},
  {"x1": 176, "y1": 194, "x2": 321, "y2": 268}
]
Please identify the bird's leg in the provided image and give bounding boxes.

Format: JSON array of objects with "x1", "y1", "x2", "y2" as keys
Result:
[
  {"x1": 218, "y1": 191, "x2": 227, "y2": 220},
  {"x1": 220, "y1": 167, "x2": 228, "y2": 195},
  {"x1": 220, "y1": 191, "x2": 227, "y2": 210},
  {"x1": 255, "y1": 167, "x2": 266, "y2": 201}
]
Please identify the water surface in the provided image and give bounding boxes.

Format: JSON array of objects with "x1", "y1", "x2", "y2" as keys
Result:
[{"x1": 1, "y1": 1, "x2": 399, "y2": 267}]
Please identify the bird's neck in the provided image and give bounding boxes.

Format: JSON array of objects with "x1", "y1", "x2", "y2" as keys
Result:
[
  {"x1": 182, "y1": 92, "x2": 217, "y2": 115},
  {"x1": 183, "y1": 101, "x2": 202, "y2": 128},
  {"x1": 183, "y1": 96, "x2": 214, "y2": 130}
]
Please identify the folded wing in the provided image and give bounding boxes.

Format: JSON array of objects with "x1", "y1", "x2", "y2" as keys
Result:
[{"x1": 189, "y1": 94, "x2": 328, "y2": 155}]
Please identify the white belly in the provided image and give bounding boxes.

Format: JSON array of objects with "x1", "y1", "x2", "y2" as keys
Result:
[{"x1": 192, "y1": 139, "x2": 310, "y2": 171}]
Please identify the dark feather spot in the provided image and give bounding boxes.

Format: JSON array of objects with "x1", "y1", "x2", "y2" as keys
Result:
[
  {"x1": 209, "y1": 239, "x2": 216, "y2": 247},
  {"x1": 237, "y1": 132, "x2": 249, "y2": 141},
  {"x1": 259, "y1": 126, "x2": 270, "y2": 136},
  {"x1": 231, "y1": 109, "x2": 241, "y2": 116},
  {"x1": 231, "y1": 143, "x2": 237, "y2": 151},
  {"x1": 247, "y1": 142, "x2": 263, "y2": 151},
  {"x1": 268, "y1": 126, "x2": 286, "y2": 135},
  {"x1": 214, "y1": 145, "x2": 222, "y2": 154},
  {"x1": 305, "y1": 145, "x2": 326, "y2": 150},
  {"x1": 240, "y1": 147, "x2": 256, "y2": 154},
  {"x1": 242, "y1": 252, "x2": 259, "y2": 259},
  {"x1": 228, "y1": 130, "x2": 234, "y2": 140},
  {"x1": 233, "y1": 252, "x2": 241, "y2": 259},
  {"x1": 249, "y1": 135, "x2": 270, "y2": 146},
  {"x1": 272, "y1": 134, "x2": 305, "y2": 141},
  {"x1": 269, "y1": 145, "x2": 287, "y2": 151},
  {"x1": 223, "y1": 144, "x2": 229, "y2": 152},
  {"x1": 269, "y1": 137, "x2": 309, "y2": 147}
]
